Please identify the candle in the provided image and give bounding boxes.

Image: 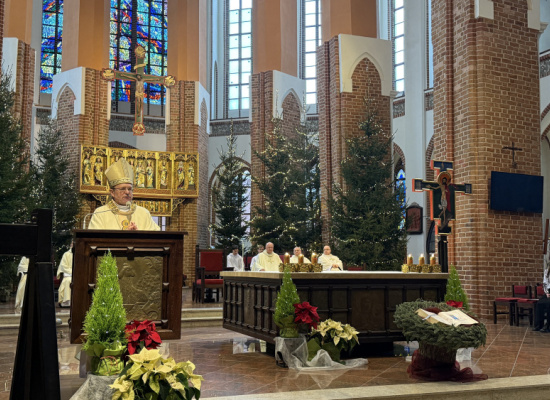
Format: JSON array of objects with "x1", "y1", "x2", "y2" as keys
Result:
[
  {"x1": 311, "y1": 252, "x2": 317, "y2": 264},
  {"x1": 284, "y1": 253, "x2": 290, "y2": 264},
  {"x1": 407, "y1": 254, "x2": 413, "y2": 266},
  {"x1": 298, "y1": 254, "x2": 304, "y2": 264},
  {"x1": 430, "y1": 254, "x2": 436, "y2": 265},
  {"x1": 419, "y1": 254, "x2": 425, "y2": 266}
]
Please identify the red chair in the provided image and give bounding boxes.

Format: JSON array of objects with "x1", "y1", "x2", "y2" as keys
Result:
[
  {"x1": 493, "y1": 285, "x2": 530, "y2": 325},
  {"x1": 193, "y1": 245, "x2": 226, "y2": 303},
  {"x1": 514, "y1": 285, "x2": 536, "y2": 326}
]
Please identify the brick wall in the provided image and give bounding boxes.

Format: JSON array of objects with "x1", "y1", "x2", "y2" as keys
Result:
[
  {"x1": 197, "y1": 100, "x2": 209, "y2": 247},
  {"x1": 0, "y1": 0, "x2": 4, "y2": 70},
  {"x1": 281, "y1": 92, "x2": 302, "y2": 141},
  {"x1": 432, "y1": 0, "x2": 542, "y2": 318},
  {"x1": 165, "y1": 81, "x2": 202, "y2": 281},
  {"x1": 318, "y1": 36, "x2": 391, "y2": 243},
  {"x1": 12, "y1": 40, "x2": 34, "y2": 151}
]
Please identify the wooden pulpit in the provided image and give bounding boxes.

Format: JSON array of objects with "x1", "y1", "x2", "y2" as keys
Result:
[{"x1": 70, "y1": 229, "x2": 186, "y2": 344}]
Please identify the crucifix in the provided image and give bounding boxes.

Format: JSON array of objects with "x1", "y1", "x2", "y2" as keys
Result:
[
  {"x1": 412, "y1": 161, "x2": 472, "y2": 272},
  {"x1": 502, "y1": 142, "x2": 522, "y2": 168},
  {"x1": 101, "y1": 45, "x2": 176, "y2": 136}
]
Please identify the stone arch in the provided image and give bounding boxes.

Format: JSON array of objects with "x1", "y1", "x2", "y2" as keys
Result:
[
  {"x1": 281, "y1": 91, "x2": 302, "y2": 140},
  {"x1": 393, "y1": 142, "x2": 405, "y2": 174}
]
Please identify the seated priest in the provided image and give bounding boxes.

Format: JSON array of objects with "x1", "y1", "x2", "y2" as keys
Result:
[
  {"x1": 318, "y1": 245, "x2": 343, "y2": 271},
  {"x1": 533, "y1": 287, "x2": 550, "y2": 332},
  {"x1": 290, "y1": 247, "x2": 310, "y2": 264},
  {"x1": 88, "y1": 158, "x2": 160, "y2": 231},
  {"x1": 14, "y1": 256, "x2": 29, "y2": 313},
  {"x1": 256, "y1": 242, "x2": 281, "y2": 271},
  {"x1": 56, "y1": 242, "x2": 73, "y2": 308},
  {"x1": 227, "y1": 245, "x2": 244, "y2": 272},
  {"x1": 250, "y1": 244, "x2": 264, "y2": 271}
]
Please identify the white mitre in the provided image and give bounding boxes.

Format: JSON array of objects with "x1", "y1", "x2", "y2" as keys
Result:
[{"x1": 105, "y1": 158, "x2": 134, "y2": 188}]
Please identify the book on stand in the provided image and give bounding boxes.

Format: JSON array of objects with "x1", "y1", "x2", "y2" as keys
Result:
[{"x1": 416, "y1": 308, "x2": 478, "y2": 327}]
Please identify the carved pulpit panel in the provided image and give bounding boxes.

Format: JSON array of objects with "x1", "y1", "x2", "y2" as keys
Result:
[{"x1": 71, "y1": 230, "x2": 186, "y2": 344}]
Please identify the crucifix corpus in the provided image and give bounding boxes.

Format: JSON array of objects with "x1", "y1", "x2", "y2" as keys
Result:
[
  {"x1": 412, "y1": 161, "x2": 472, "y2": 235},
  {"x1": 101, "y1": 45, "x2": 176, "y2": 136}
]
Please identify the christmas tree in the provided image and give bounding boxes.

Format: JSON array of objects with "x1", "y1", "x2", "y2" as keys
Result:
[
  {"x1": 83, "y1": 252, "x2": 127, "y2": 352},
  {"x1": 328, "y1": 100, "x2": 406, "y2": 270},
  {"x1": 30, "y1": 119, "x2": 81, "y2": 262},
  {"x1": 444, "y1": 264, "x2": 470, "y2": 310},
  {"x1": 250, "y1": 118, "x2": 321, "y2": 253},
  {"x1": 210, "y1": 123, "x2": 249, "y2": 249},
  {"x1": 274, "y1": 268, "x2": 301, "y2": 337}
]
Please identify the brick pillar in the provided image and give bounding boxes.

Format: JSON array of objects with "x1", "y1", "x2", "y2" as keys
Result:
[
  {"x1": 317, "y1": 35, "x2": 392, "y2": 242},
  {"x1": 432, "y1": 0, "x2": 542, "y2": 318}
]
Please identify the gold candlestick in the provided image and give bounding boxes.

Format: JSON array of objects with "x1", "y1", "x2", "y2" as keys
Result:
[
  {"x1": 284, "y1": 253, "x2": 290, "y2": 264},
  {"x1": 298, "y1": 254, "x2": 304, "y2": 265},
  {"x1": 407, "y1": 254, "x2": 413, "y2": 266},
  {"x1": 430, "y1": 254, "x2": 436, "y2": 265},
  {"x1": 418, "y1": 254, "x2": 425, "y2": 266},
  {"x1": 311, "y1": 253, "x2": 317, "y2": 264}
]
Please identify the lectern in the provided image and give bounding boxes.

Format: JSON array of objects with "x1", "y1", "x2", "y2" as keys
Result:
[{"x1": 70, "y1": 229, "x2": 186, "y2": 344}]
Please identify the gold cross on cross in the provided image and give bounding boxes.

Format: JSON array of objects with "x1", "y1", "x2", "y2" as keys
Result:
[{"x1": 101, "y1": 45, "x2": 176, "y2": 136}]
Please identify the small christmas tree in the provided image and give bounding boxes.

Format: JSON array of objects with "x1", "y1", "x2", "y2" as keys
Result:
[
  {"x1": 82, "y1": 252, "x2": 127, "y2": 375},
  {"x1": 444, "y1": 264, "x2": 469, "y2": 310},
  {"x1": 274, "y1": 268, "x2": 301, "y2": 337}
]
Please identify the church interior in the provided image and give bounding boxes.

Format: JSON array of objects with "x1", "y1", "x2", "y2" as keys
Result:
[{"x1": 1, "y1": 0, "x2": 550, "y2": 398}]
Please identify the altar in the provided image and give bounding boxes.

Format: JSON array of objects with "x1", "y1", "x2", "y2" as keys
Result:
[{"x1": 221, "y1": 271, "x2": 448, "y2": 346}]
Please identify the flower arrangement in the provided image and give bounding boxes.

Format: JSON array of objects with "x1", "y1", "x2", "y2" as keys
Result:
[
  {"x1": 111, "y1": 348, "x2": 203, "y2": 400},
  {"x1": 82, "y1": 252, "x2": 127, "y2": 376},
  {"x1": 293, "y1": 301, "x2": 320, "y2": 330},
  {"x1": 126, "y1": 320, "x2": 162, "y2": 355},
  {"x1": 306, "y1": 319, "x2": 359, "y2": 362}
]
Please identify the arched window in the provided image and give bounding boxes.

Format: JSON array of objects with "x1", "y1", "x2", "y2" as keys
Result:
[
  {"x1": 392, "y1": 0, "x2": 404, "y2": 93},
  {"x1": 225, "y1": 0, "x2": 252, "y2": 118},
  {"x1": 395, "y1": 163, "x2": 406, "y2": 227},
  {"x1": 300, "y1": 0, "x2": 322, "y2": 110},
  {"x1": 110, "y1": 0, "x2": 168, "y2": 115},
  {"x1": 40, "y1": 0, "x2": 64, "y2": 93}
]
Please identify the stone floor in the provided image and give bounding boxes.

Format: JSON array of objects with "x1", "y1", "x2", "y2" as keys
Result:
[{"x1": 0, "y1": 290, "x2": 549, "y2": 399}]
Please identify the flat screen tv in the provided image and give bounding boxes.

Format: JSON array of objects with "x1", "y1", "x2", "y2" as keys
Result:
[{"x1": 490, "y1": 171, "x2": 543, "y2": 213}]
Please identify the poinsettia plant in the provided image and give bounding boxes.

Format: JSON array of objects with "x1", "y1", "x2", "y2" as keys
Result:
[
  {"x1": 446, "y1": 300, "x2": 463, "y2": 308},
  {"x1": 293, "y1": 301, "x2": 320, "y2": 329},
  {"x1": 125, "y1": 319, "x2": 162, "y2": 355}
]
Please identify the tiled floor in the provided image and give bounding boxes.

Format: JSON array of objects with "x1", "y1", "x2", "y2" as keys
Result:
[{"x1": 0, "y1": 290, "x2": 549, "y2": 399}]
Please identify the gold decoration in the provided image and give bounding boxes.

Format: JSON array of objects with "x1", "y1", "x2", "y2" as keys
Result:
[
  {"x1": 401, "y1": 264, "x2": 409, "y2": 273},
  {"x1": 299, "y1": 264, "x2": 309, "y2": 273},
  {"x1": 432, "y1": 264, "x2": 442, "y2": 273}
]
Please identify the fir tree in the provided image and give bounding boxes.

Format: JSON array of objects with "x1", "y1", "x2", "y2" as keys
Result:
[
  {"x1": 210, "y1": 124, "x2": 249, "y2": 249},
  {"x1": 83, "y1": 252, "x2": 127, "y2": 350},
  {"x1": 30, "y1": 119, "x2": 81, "y2": 261},
  {"x1": 444, "y1": 265, "x2": 470, "y2": 310},
  {"x1": 250, "y1": 118, "x2": 321, "y2": 253},
  {"x1": 328, "y1": 100, "x2": 406, "y2": 270},
  {"x1": 274, "y1": 267, "x2": 300, "y2": 329}
]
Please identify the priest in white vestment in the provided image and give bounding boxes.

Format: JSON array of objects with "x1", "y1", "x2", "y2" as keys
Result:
[
  {"x1": 290, "y1": 247, "x2": 311, "y2": 264},
  {"x1": 250, "y1": 244, "x2": 264, "y2": 271},
  {"x1": 14, "y1": 256, "x2": 29, "y2": 313},
  {"x1": 88, "y1": 158, "x2": 160, "y2": 231},
  {"x1": 318, "y1": 245, "x2": 343, "y2": 271},
  {"x1": 256, "y1": 242, "x2": 281, "y2": 271},
  {"x1": 227, "y1": 245, "x2": 244, "y2": 271},
  {"x1": 56, "y1": 244, "x2": 73, "y2": 307}
]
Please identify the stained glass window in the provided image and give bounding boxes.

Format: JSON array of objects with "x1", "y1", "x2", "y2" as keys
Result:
[
  {"x1": 226, "y1": 0, "x2": 252, "y2": 117},
  {"x1": 301, "y1": 0, "x2": 322, "y2": 108},
  {"x1": 110, "y1": 0, "x2": 168, "y2": 111},
  {"x1": 40, "y1": 0, "x2": 63, "y2": 94}
]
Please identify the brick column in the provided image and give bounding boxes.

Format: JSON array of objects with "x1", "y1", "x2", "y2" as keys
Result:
[{"x1": 432, "y1": 0, "x2": 542, "y2": 318}]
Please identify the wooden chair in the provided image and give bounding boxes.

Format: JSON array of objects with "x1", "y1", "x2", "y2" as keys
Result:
[
  {"x1": 193, "y1": 245, "x2": 226, "y2": 303},
  {"x1": 493, "y1": 285, "x2": 530, "y2": 325},
  {"x1": 514, "y1": 285, "x2": 536, "y2": 326}
]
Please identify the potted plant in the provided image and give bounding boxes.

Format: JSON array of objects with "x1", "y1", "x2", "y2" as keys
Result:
[
  {"x1": 274, "y1": 267, "x2": 301, "y2": 338},
  {"x1": 82, "y1": 252, "x2": 127, "y2": 376},
  {"x1": 111, "y1": 348, "x2": 203, "y2": 400},
  {"x1": 444, "y1": 264, "x2": 469, "y2": 310},
  {"x1": 306, "y1": 319, "x2": 359, "y2": 362},
  {"x1": 125, "y1": 319, "x2": 162, "y2": 356}
]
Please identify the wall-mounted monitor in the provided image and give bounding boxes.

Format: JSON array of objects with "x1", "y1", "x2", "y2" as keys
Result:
[{"x1": 490, "y1": 171, "x2": 543, "y2": 213}]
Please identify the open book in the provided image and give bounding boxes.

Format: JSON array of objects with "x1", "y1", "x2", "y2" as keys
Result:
[{"x1": 416, "y1": 308, "x2": 478, "y2": 327}]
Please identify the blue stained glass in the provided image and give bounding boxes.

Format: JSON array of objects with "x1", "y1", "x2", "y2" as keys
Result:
[
  {"x1": 137, "y1": 0, "x2": 148, "y2": 12},
  {"x1": 40, "y1": 0, "x2": 63, "y2": 93},
  {"x1": 41, "y1": 52, "x2": 54, "y2": 65},
  {"x1": 56, "y1": 41, "x2": 62, "y2": 53},
  {"x1": 43, "y1": 13, "x2": 56, "y2": 26},
  {"x1": 120, "y1": 9, "x2": 131, "y2": 23},
  {"x1": 58, "y1": 13, "x2": 63, "y2": 25},
  {"x1": 43, "y1": 0, "x2": 58, "y2": 13},
  {"x1": 41, "y1": 67, "x2": 53, "y2": 76},
  {"x1": 120, "y1": 62, "x2": 131, "y2": 72},
  {"x1": 110, "y1": 35, "x2": 117, "y2": 48},
  {"x1": 119, "y1": 36, "x2": 131, "y2": 49},
  {"x1": 40, "y1": 79, "x2": 53, "y2": 93},
  {"x1": 150, "y1": 66, "x2": 162, "y2": 75},
  {"x1": 150, "y1": 15, "x2": 162, "y2": 27},
  {"x1": 120, "y1": 23, "x2": 131, "y2": 36},
  {"x1": 41, "y1": 38, "x2": 55, "y2": 52},
  {"x1": 151, "y1": 1, "x2": 163, "y2": 14},
  {"x1": 150, "y1": 53, "x2": 162, "y2": 66},
  {"x1": 137, "y1": 11, "x2": 147, "y2": 24},
  {"x1": 150, "y1": 27, "x2": 162, "y2": 39},
  {"x1": 119, "y1": 48, "x2": 130, "y2": 61},
  {"x1": 137, "y1": 38, "x2": 148, "y2": 49},
  {"x1": 42, "y1": 25, "x2": 55, "y2": 38},
  {"x1": 137, "y1": 24, "x2": 149, "y2": 37}
]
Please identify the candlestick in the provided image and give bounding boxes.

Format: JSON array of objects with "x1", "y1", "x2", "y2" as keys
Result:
[
  {"x1": 407, "y1": 254, "x2": 413, "y2": 266},
  {"x1": 419, "y1": 253, "x2": 425, "y2": 266},
  {"x1": 298, "y1": 254, "x2": 304, "y2": 264},
  {"x1": 311, "y1": 253, "x2": 317, "y2": 264},
  {"x1": 284, "y1": 253, "x2": 290, "y2": 264},
  {"x1": 430, "y1": 254, "x2": 436, "y2": 265}
]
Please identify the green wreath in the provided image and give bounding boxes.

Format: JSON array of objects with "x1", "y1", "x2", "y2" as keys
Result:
[{"x1": 394, "y1": 300, "x2": 487, "y2": 352}]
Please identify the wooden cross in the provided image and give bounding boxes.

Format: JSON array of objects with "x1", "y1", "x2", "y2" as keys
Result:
[
  {"x1": 502, "y1": 142, "x2": 523, "y2": 168},
  {"x1": 412, "y1": 160, "x2": 472, "y2": 235},
  {"x1": 100, "y1": 45, "x2": 176, "y2": 136}
]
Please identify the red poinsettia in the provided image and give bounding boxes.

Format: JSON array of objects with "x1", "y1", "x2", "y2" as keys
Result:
[
  {"x1": 446, "y1": 300, "x2": 464, "y2": 309},
  {"x1": 125, "y1": 319, "x2": 162, "y2": 355},
  {"x1": 293, "y1": 301, "x2": 320, "y2": 329}
]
